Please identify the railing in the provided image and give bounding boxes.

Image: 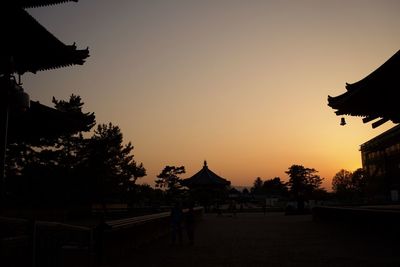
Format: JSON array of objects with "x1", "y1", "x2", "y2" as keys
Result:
[
  {"x1": 0, "y1": 216, "x2": 94, "y2": 267},
  {"x1": 0, "y1": 216, "x2": 30, "y2": 237},
  {"x1": 34, "y1": 221, "x2": 93, "y2": 267},
  {"x1": 0, "y1": 216, "x2": 32, "y2": 266},
  {"x1": 0, "y1": 207, "x2": 204, "y2": 266},
  {"x1": 98, "y1": 207, "x2": 204, "y2": 265}
]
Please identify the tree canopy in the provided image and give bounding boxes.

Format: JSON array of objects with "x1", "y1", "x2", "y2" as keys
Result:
[
  {"x1": 263, "y1": 177, "x2": 288, "y2": 197},
  {"x1": 6, "y1": 95, "x2": 96, "y2": 206},
  {"x1": 332, "y1": 168, "x2": 366, "y2": 200},
  {"x1": 87, "y1": 123, "x2": 146, "y2": 203},
  {"x1": 250, "y1": 176, "x2": 288, "y2": 197},
  {"x1": 155, "y1": 165, "x2": 185, "y2": 200},
  {"x1": 5, "y1": 95, "x2": 145, "y2": 207},
  {"x1": 286, "y1": 164, "x2": 323, "y2": 199},
  {"x1": 251, "y1": 177, "x2": 263, "y2": 195},
  {"x1": 332, "y1": 169, "x2": 353, "y2": 193}
]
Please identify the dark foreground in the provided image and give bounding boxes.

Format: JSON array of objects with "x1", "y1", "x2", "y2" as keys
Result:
[{"x1": 116, "y1": 212, "x2": 400, "y2": 267}]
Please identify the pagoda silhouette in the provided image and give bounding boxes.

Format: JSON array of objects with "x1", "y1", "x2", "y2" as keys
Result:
[
  {"x1": 181, "y1": 161, "x2": 231, "y2": 210},
  {"x1": 0, "y1": 0, "x2": 89, "y2": 204}
]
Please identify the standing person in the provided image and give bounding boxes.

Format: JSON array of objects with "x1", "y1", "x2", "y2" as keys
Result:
[
  {"x1": 231, "y1": 200, "x2": 237, "y2": 216},
  {"x1": 216, "y1": 202, "x2": 222, "y2": 216},
  {"x1": 262, "y1": 199, "x2": 267, "y2": 215},
  {"x1": 185, "y1": 203, "x2": 196, "y2": 245},
  {"x1": 170, "y1": 201, "x2": 183, "y2": 245}
]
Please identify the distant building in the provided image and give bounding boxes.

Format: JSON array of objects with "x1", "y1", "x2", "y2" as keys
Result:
[
  {"x1": 360, "y1": 125, "x2": 400, "y2": 200},
  {"x1": 181, "y1": 161, "x2": 231, "y2": 208}
]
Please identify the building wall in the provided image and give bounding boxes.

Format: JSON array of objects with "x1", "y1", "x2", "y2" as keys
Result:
[{"x1": 361, "y1": 127, "x2": 400, "y2": 192}]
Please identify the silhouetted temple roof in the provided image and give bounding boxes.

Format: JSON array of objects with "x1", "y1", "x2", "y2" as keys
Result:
[
  {"x1": 0, "y1": 2, "x2": 89, "y2": 75},
  {"x1": 181, "y1": 161, "x2": 231, "y2": 187},
  {"x1": 328, "y1": 50, "x2": 400, "y2": 128},
  {"x1": 8, "y1": 100, "x2": 93, "y2": 144}
]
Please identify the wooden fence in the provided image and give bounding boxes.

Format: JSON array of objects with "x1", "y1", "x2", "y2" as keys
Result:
[{"x1": 0, "y1": 207, "x2": 204, "y2": 267}]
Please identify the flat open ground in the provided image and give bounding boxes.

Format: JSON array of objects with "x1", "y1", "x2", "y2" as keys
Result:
[{"x1": 116, "y1": 212, "x2": 400, "y2": 267}]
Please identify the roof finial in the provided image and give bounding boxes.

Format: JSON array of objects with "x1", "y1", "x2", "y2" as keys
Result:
[{"x1": 204, "y1": 160, "x2": 208, "y2": 168}]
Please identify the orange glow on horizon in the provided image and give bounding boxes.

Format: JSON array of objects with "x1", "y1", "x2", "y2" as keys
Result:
[{"x1": 23, "y1": 1, "x2": 400, "y2": 191}]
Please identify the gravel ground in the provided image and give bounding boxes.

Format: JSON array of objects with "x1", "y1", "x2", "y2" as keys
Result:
[{"x1": 115, "y1": 212, "x2": 400, "y2": 267}]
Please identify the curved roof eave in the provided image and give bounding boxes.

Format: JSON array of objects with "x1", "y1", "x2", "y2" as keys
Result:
[
  {"x1": 345, "y1": 49, "x2": 400, "y2": 92},
  {"x1": 0, "y1": 7, "x2": 89, "y2": 75},
  {"x1": 327, "y1": 49, "x2": 400, "y2": 127},
  {"x1": 182, "y1": 163, "x2": 231, "y2": 186}
]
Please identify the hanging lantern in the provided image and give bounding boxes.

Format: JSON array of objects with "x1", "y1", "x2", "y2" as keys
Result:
[{"x1": 340, "y1": 117, "x2": 346, "y2": 126}]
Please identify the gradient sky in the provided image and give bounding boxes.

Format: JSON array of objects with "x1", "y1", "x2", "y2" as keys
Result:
[{"x1": 23, "y1": 0, "x2": 400, "y2": 190}]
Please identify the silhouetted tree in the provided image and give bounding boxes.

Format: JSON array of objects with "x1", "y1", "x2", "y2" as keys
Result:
[
  {"x1": 286, "y1": 164, "x2": 323, "y2": 199},
  {"x1": 5, "y1": 95, "x2": 147, "y2": 213},
  {"x1": 240, "y1": 187, "x2": 250, "y2": 203},
  {"x1": 311, "y1": 188, "x2": 330, "y2": 201},
  {"x1": 263, "y1": 177, "x2": 288, "y2": 197},
  {"x1": 128, "y1": 183, "x2": 163, "y2": 207},
  {"x1": 332, "y1": 168, "x2": 367, "y2": 201},
  {"x1": 351, "y1": 168, "x2": 366, "y2": 195},
  {"x1": 332, "y1": 169, "x2": 353, "y2": 194},
  {"x1": 251, "y1": 177, "x2": 264, "y2": 195},
  {"x1": 51, "y1": 95, "x2": 96, "y2": 204},
  {"x1": 52, "y1": 94, "x2": 96, "y2": 133},
  {"x1": 5, "y1": 95, "x2": 96, "y2": 206},
  {"x1": 155, "y1": 165, "x2": 185, "y2": 201},
  {"x1": 87, "y1": 123, "x2": 146, "y2": 204}
]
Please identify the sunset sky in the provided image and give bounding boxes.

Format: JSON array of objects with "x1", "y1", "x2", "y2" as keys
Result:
[{"x1": 23, "y1": 0, "x2": 400, "y2": 190}]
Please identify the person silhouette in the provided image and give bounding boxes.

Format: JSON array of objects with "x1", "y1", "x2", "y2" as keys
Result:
[
  {"x1": 262, "y1": 199, "x2": 267, "y2": 215},
  {"x1": 230, "y1": 200, "x2": 237, "y2": 216},
  {"x1": 216, "y1": 202, "x2": 222, "y2": 216},
  {"x1": 185, "y1": 203, "x2": 196, "y2": 245},
  {"x1": 170, "y1": 201, "x2": 183, "y2": 245}
]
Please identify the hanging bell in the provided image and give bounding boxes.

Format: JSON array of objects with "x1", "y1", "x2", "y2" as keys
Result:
[{"x1": 340, "y1": 117, "x2": 346, "y2": 126}]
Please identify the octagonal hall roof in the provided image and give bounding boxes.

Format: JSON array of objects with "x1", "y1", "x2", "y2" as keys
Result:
[
  {"x1": 0, "y1": 1, "x2": 89, "y2": 75},
  {"x1": 328, "y1": 49, "x2": 400, "y2": 128},
  {"x1": 181, "y1": 161, "x2": 231, "y2": 187}
]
